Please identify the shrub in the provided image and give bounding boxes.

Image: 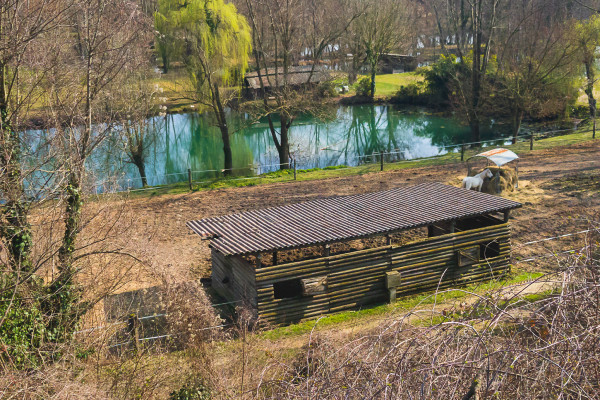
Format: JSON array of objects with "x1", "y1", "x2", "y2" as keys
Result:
[
  {"x1": 0, "y1": 289, "x2": 47, "y2": 369},
  {"x1": 391, "y1": 82, "x2": 428, "y2": 105},
  {"x1": 316, "y1": 80, "x2": 338, "y2": 98},
  {"x1": 170, "y1": 379, "x2": 211, "y2": 400},
  {"x1": 354, "y1": 76, "x2": 372, "y2": 97}
]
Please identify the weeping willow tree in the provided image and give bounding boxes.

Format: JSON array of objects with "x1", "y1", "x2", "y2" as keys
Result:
[{"x1": 156, "y1": 0, "x2": 251, "y2": 175}]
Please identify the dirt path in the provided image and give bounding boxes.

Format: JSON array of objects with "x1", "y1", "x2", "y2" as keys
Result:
[{"x1": 120, "y1": 140, "x2": 598, "y2": 288}]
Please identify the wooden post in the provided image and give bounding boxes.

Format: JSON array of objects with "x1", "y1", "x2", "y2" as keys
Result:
[
  {"x1": 272, "y1": 251, "x2": 278, "y2": 266},
  {"x1": 385, "y1": 271, "x2": 401, "y2": 303},
  {"x1": 293, "y1": 158, "x2": 297, "y2": 180},
  {"x1": 324, "y1": 244, "x2": 330, "y2": 257},
  {"x1": 593, "y1": 102, "x2": 596, "y2": 139},
  {"x1": 427, "y1": 225, "x2": 434, "y2": 237},
  {"x1": 128, "y1": 313, "x2": 141, "y2": 354},
  {"x1": 256, "y1": 253, "x2": 262, "y2": 268},
  {"x1": 380, "y1": 151, "x2": 384, "y2": 171},
  {"x1": 503, "y1": 210, "x2": 510, "y2": 223},
  {"x1": 187, "y1": 168, "x2": 192, "y2": 191},
  {"x1": 386, "y1": 234, "x2": 392, "y2": 245},
  {"x1": 461, "y1": 142, "x2": 465, "y2": 161},
  {"x1": 530, "y1": 133, "x2": 534, "y2": 151},
  {"x1": 450, "y1": 220, "x2": 456, "y2": 233}
]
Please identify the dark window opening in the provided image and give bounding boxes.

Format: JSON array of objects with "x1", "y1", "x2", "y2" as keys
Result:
[
  {"x1": 273, "y1": 279, "x2": 303, "y2": 299},
  {"x1": 457, "y1": 246, "x2": 480, "y2": 267},
  {"x1": 480, "y1": 241, "x2": 500, "y2": 259}
]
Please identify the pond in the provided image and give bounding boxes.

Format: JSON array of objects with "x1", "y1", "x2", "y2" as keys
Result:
[{"x1": 86, "y1": 104, "x2": 531, "y2": 191}]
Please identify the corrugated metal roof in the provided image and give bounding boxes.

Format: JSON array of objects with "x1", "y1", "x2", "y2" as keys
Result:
[{"x1": 187, "y1": 182, "x2": 522, "y2": 256}]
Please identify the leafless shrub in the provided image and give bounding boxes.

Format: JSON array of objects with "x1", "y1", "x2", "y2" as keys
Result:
[
  {"x1": 160, "y1": 280, "x2": 223, "y2": 350},
  {"x1": 251, "y1": 232, "x2": 600, "y2": 399},
  {"x1": 0, "y1": 364, "x2": 109, "y2": 399}
]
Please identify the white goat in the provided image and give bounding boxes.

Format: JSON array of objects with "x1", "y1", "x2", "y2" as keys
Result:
[{"x1": 462, "y1": 168, "x2": 493, "y2": 191}]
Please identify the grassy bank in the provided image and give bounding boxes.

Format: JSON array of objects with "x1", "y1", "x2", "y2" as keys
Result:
[
  {"x1": 374, "y1": 72, "x2": 424, "y2": 97},
  {"x1": 129, "y1": 126, "x2": 597, "y2": 198},
  {"x1": 260, "y1": 269, "x2": 544, "y2": 340}
]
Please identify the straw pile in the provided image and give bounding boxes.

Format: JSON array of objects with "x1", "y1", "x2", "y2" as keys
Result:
[{"x1": 479, "y1": 166, "x2": 518, "y2": 194}]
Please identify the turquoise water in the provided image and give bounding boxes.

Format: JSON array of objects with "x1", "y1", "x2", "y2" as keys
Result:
[{"x1": 89, "y1": 104, "x2": 522, "y2": 190}]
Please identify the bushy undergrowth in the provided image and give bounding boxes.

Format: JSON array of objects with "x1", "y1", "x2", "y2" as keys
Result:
[
  {"x1": 251, "y1": 234, "x2": 600, "y2": 398},
  {"x1": 0, "y1": 292, "x2": 47, "y2": 369}
]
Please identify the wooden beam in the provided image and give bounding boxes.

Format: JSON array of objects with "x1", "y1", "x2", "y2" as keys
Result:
[{"x1": 256, "y1": 253, "x2": 262, "y2": 268}]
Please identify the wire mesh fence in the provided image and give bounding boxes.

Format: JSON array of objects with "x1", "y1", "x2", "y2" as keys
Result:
[{"x1": 86, "y1": 127, "x2": 586, "y2": 195}]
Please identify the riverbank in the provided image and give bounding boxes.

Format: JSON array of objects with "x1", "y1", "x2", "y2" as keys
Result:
[
  {"x1": 125, "y1": 125, "x2": 596, "y2": 198},
  {"x1": 88, "y1": 130, "x2": 598, "y2": 292}
]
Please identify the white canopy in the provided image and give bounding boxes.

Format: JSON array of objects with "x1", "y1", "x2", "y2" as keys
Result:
[{"x1": 474, "y1": 148, "x2": 519, "y2": 167}]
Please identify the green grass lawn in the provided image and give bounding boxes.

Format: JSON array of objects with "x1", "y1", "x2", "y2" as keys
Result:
[{"x1": 374, "y1": 72, "x2": 424, "y2": 98}]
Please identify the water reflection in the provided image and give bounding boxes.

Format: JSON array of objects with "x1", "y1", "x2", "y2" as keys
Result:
[{"x1": 87, "y1": 105, "x2": 516, "y2": 189}]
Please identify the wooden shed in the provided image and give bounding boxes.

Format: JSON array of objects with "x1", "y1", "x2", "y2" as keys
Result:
[
  {"x1": 187, "y1": 183, "x2": 522, "y2": 325},
  {"x1": 243, "y1": 65, "x2": 331, "y2": 99}
]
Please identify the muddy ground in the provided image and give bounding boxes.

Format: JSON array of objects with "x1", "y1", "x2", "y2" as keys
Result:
[{"x1": 108, "y1": 139, "x2": 598, "y2": 292}]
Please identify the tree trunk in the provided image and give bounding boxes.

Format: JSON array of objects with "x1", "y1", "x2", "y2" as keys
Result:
[
  {"x1": 370, "y1": 67, "x2": 376, "y2": 99},
  {"x1": 584, "y1": 60, "x2": 596, "y2": 139},
  {"x1": 469, "y1": 115, "x2": 481, "y2": 145},
  {"x1": 278, "y1": 114, "x2": 291, "y2": 170},
  {"x1": 212, "y1": 83, "x2": 232, "y2": 175},
  {"x1": 0, "y1": 62, "x2": 32, "y2": 273},
  {"x1": 511, "y1": 108, "x2": 523, "y2": 144},
  {"x1": 161, "y1": 51, "x2": 169, "y2": 74},
  {"x1": 44, "y1": 173, "x2": 84, "y2": 339},
  {"x1": 133, "y1": 155, "x2": 148, "y2": 187}
]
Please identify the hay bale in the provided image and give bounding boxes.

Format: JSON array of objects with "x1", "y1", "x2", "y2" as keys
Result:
[{"x1": 474, "y1": 166, "x2": 518, "y2": 194}]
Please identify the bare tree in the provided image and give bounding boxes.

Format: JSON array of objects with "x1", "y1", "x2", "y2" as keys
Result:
[
  {"x1": 353, "y1": 0, "x2": 415, "y2": 98},
  {"x1": 429, "y1": 0, "x2": 501, "y2": 143},
  {"x1": 0, "y1": 0, "x2": 72, "y2": 275},
  {"x1": 114, "y1": 70, "x2": 166, "y2": 187},
  {"x1": 573, "y1": 15, "x2": 600, "y2": 138},
  {"x1": 244, "y1": 0, "x2": 356, "y2": 169},
  {"x1": 494, "y1": 0, "x2": 578, "y2": 143},
  {"x1": 42, "y1": 0, "x2": 150, "y2": 334}
]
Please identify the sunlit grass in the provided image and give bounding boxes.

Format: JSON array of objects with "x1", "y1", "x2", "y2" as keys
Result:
[
  {"x1": 260, "y1": 269, "x2": 545, "y2": 340},
  {"x1": 374, "y1": 72, "x2": 424, "y2": 97}
]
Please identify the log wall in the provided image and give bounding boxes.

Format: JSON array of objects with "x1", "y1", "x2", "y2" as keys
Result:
[{"x1": 213, "y1": 222, "x2": 512, "y2": 326}]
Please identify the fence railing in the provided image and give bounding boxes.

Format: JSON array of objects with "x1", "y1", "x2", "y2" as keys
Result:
[
  {"x1": 72, "y1": 228, "x2": 596, "y2": 351},
  {"x1": 94, "y1": 127, "x2": 589, "y2": 195}
]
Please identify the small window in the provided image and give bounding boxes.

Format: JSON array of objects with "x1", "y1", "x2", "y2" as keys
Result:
[
  {"x1": 457, "y1": 246, "x2": 480, "y2": 267},
  {"x1": 273, "y1": 279, "x2": 303, "y2": 299},
  {"x1": 480, "y1": 241, "x2": 500, "y2": 259}
]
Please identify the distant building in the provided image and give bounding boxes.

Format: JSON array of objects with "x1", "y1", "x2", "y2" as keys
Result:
[
  {"x1": 378, "y1": 53, "x2": 418, "y2": 74},
  {"x1": 243, "y1": 65, "x2": 331, "y2": 99}
]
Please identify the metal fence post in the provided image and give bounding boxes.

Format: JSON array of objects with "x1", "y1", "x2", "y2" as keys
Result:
[
  {"x1": 187, "y1": 168, "x2": 192, "y2": 191},
  {"x1": 461, "y1": 142, "x2": 465, "y2": 161},
  {"x1": 380, "y1": 151, "x2": 384, "y2": 171}
]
